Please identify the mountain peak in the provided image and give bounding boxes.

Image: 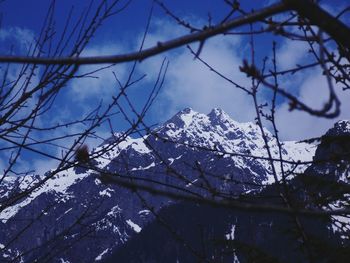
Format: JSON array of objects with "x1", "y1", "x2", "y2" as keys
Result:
[
  {"x1": 168, "y1": 107, "x2": 235, "y2": 129},
  {"x1": 161, "y1": 107, "x2": 261, "y2": 143},
  {"x1": 208, "y1": 107, "x2": 227, "y2": 117},
  {"x1": 0, "y1": 108, "x2": 320, "y2": 262},
  {"x1": 325, "y1": 120, "x2": 350, "y2": 137},
  {"x1": 208, "y1": 108, "x2": 237, "y2": 127},
  {"x1": 163, "y1": 107, "x2": 203, "y2": 130},
  {"x1": 313, "y1": 120, "x2": 350, "y2": 163},
  {"x1": 180, "y1": 107, "x2": 194, "y2": 114}
]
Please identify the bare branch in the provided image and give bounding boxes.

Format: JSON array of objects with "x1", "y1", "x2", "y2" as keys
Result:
[{"x1": 0, "y1": 2, "x2": 289, "y2": 65}]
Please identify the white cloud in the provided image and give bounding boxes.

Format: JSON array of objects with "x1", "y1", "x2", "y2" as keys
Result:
[
  {"x1": 137, "y1": 19, "x2": 256, "y2": 123},
  {"x1": 162, "y1": 39, "x2": 255, "y2": 121},
  {"x1": 0, "y1": 26, "x2": 35, "y2": 52},
  {"x1": 148, "y1": 19, "x2": 350, "y2": 141},
  {"x1": 270, "y1": 26, "x2": 350, "y2": 140},
  {"x1": 70, "y1": 43, "x2": 129, "y2": 101},
  {"x1": 276, "y1": 40, "x2": 309, "y2": 71},
  {"x1": 276, "y1": 70, "x2": 350, "y2": 140},
  {"x1": 143, "y1": 18, "x2": 188, "y2": 49}
]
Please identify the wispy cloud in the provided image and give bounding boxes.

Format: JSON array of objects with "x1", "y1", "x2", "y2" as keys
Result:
[
  {"x1": 0, "y1": 26, "x2": 35, "y2": 53},
  {"x1": 70, "y1": 43, "x2": 129, "y2": 101}
]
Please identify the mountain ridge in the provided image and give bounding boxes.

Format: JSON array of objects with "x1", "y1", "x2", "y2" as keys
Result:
[{"x1": 0, "y1": 108, "x2": 347, "y2": 262}]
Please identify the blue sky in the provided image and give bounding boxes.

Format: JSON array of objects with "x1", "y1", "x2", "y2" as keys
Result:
[{"x1": 0, "y1": 0, "x2": 350, "y2": 174}]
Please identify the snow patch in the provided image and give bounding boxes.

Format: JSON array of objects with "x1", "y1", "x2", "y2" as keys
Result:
[
  {"x1": 186, "y1": 179, "x2": 198, "y2": 187},
  {"x1": 126, "y1": 219, "x2": 142, "y2": 233},
  {"x1": 56, "y1": 208, "x2": 73, "y2": 221},
  {"x1": 99, "y1": 188, "x2": 115, "y2": 197},
  {"x1": 225, "y1": 224, "x2": 236, "y2": 240},
  {"x1": 95, "y1": 248, "x2": 109, "y2": 261},
  {"x1": 107, "y1": 205, "x2": 121, "y2": 216},
  {"x1": 138, "y1": 209, "x2": 150, "y2": 215},
  {"x1": 0, "y1": 168, "x2": 88, "y2": 223},
  {"x1": 130, "y1": 162, "x2": 155, "y2": 171},
  {"x1": 93, "y1": 135, "x2": 152, "y2": 169}
]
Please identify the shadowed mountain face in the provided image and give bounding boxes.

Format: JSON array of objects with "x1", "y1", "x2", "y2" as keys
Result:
[
  {"x1": 104, "y1": 203, "x2": 344, "y2": 263},
  {"x1": 0, "y1": 109, "x2": 348, "y2": 263}
]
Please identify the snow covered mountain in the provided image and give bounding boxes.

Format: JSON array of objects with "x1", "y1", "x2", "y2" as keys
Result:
[
  {"x1": 1, "y1": 108, "x2": 345, "y2": 263},
  {"x1": 105, "y1": 118, "x2": 350, "y2": 263},
  {"x1": 98, "y1": 107, "x2": 315, "y2": 187}
]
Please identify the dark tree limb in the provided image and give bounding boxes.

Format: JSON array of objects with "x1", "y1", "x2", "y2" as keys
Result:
[
  {"x1": 283, "y1": 0, "x2": 350, "y2": 52},
  {"x1": 0, "y1": 2, "x2": 289, "y2": 65}
]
